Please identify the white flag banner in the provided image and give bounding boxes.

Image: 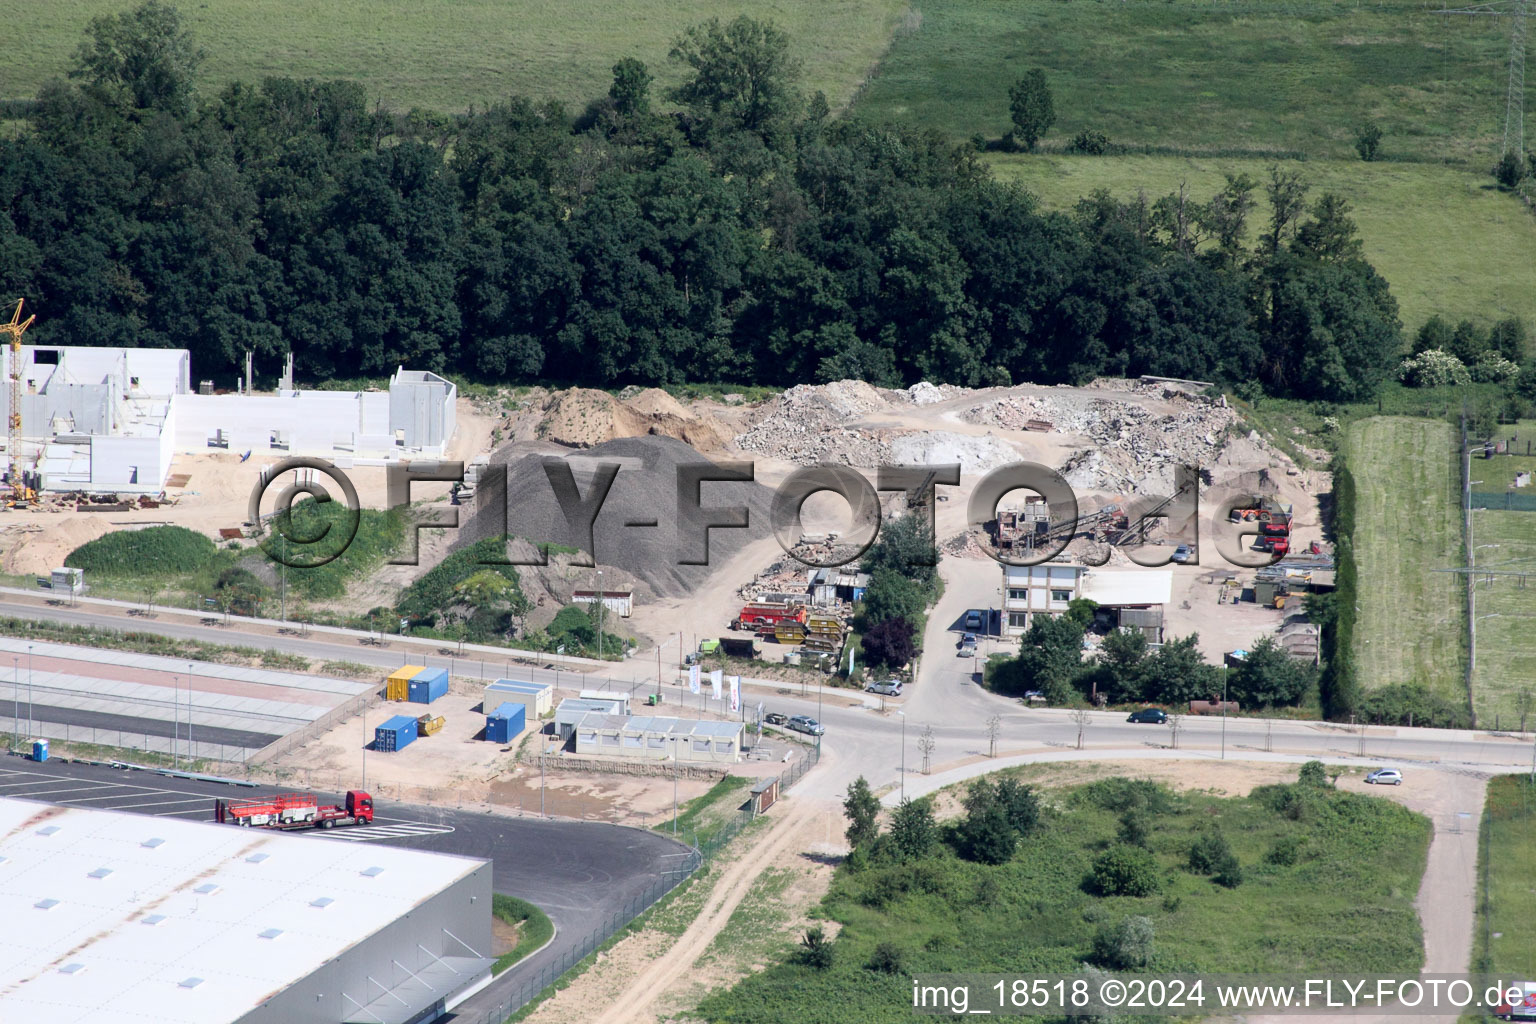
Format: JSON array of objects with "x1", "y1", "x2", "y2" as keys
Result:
[
  {"x1": 710, "y1": 669, "x2": 723, "y2": 700},
  {"x1": 729, "y1": 675, "x2": 741, "y2": 713},
  {"x1": 688, "y1": 664, "x2": 701, "y2": 694}
]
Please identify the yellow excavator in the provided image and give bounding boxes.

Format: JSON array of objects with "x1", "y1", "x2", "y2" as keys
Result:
[{"x1": 2, "y1": 299, "x2": 36, "y2": 505}]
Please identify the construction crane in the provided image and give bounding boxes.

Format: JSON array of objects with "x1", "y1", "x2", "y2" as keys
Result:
[{"x1": 1, "y1": 299, "x2": 36, "y2": 503}]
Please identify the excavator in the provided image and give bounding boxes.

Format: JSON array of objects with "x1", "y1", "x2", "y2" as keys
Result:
[{"x1": 2, "y1": 299, "x2": 36, "y2": 506}]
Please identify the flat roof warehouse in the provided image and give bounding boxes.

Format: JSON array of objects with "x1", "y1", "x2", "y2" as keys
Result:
[{"x1": 0, "y1": 797, "x2": 493, "y2": 1024}]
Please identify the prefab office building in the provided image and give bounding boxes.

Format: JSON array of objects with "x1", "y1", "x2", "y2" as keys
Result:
[{"x1": 572, "y1": 713, "x2": 744, "y2": 764}]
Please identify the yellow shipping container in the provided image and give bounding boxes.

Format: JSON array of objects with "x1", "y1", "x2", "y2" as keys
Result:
[{"x1": 386, "y1": 666, "x2": 425, "y2": 702}]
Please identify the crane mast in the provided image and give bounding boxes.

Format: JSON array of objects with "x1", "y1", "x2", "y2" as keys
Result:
[{"x1": 1, "y1": 299, "x2": 35, "y2": 501}]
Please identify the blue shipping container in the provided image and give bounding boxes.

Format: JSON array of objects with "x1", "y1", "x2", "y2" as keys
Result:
[
  {"x1": 31, "y1": 739, "x2": 48, "y2": 762},
  {"x1": 374, "y1": 714, "x2": 419, "y2": 752},
  {"x1": 408, "y1": 667, "x2": 449, "y2": 704},
  {"x1": 485, "y1": 703, "x2": 526, "y2": 744}
]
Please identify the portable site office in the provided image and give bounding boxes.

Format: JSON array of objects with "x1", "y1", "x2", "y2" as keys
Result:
[{"x1": 386, "y1": 665, "x2": 425, "y2": 702}]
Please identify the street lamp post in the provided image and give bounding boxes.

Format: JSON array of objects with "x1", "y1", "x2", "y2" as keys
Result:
[
  {"x1": 897, "y1": 710, "x2": 906, "y2": 803},
  {"x1": 172, "y1": 674, "x2": 179, "y2": 768},
  {"x1": 10, "y1": 657, "x2": 17, "y2": 748},
  {"x1": 1221, "y1": 665, "x2": 1228, "y2": 760},
  {"x1": 26, "y1": 645, "x2": 33, "y2": 742},
  {"x1": 187, "y1": 662, "x2": 195, "y2": 762},
  {"x1": 672, "y1": 749, "x2": 679, "y2": 835},
  {"x1": 596, "y1": 570, "x2": 604, "y2": 661}
]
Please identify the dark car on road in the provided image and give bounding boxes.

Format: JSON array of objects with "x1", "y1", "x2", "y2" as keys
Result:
[{"x1": 1127, "y1": 708, "x2": 1168, "y2": 724}]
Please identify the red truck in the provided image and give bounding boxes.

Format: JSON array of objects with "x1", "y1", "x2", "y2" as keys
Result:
[
  {"x1": 731, "y1": 603, "x2": 807, "y2": 631},
  {"x1": 215, "y1": 790, "x2": 374, "y2": 830}
]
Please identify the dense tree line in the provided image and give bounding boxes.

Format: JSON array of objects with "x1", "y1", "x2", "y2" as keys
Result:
[{"x1": 0, "y1": 3, "x2": 1410, "y2": 399}]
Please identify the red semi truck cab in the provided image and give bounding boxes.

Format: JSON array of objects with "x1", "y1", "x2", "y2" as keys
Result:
[{"x1": 215, "y1": 790, "x2": 373, "y2": 830}]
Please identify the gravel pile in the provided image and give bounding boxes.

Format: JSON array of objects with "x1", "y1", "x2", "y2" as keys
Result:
[{"x1": 460, "y1": 435, "x2": 775, "y2": 599}]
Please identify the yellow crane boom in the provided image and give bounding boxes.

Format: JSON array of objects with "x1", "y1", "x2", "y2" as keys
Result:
[{"x1": 2, "y1": 299, "x2": 36, "y2": 501}]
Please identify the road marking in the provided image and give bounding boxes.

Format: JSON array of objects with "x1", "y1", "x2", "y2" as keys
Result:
[
  {"x1": 301, "y1": 822, "x2": 456, "y2": 842},
  {"x1": 106, "y1": 797, "x2": 209, "y2": 810},
  {"x1": 6, "y1": 784, "x2": 116, "y2": 798}
]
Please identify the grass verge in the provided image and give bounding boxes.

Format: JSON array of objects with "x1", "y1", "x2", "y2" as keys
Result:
[
  {"x1": 1476, "y1": 775, "x2": 1536, "y2": 981},
  {"x1": 492, "y1": 894, "x2": 556, "y2": 976}
]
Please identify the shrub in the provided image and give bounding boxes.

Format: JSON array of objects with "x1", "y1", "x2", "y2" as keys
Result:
[
  {"x1": 1354, "y1": 121, "x2": 1383, "y2": 161},
  {"x1": 1298, "y1": 761, "x2": 1331, "y2": 788},
  {"x1": 799, "y1": 926, "x2": 834, "y2": 969},
  {"x1": 1078, "y1": 777, "x2": 1173, "y2": 815},
  {"x1": 1213, "y1": 853, "x2": 1244, "y2": 888},
  {"x1": 1091, "y1": 915, "x2": 1155, "y2": 970},
  {"x1": 1187, "y1": 828, "x2": 1233, "y2": 874},
  {"x1": 866, "y1": 940, "x2": 905, "y2": 974},
  {"x1": 66, "y1": 525, "x2": 216, "y2": 576},
  {"x1": 1265, "y1": 835, "x2": 1303, "y2": 866},
  {"x1": 1117, "y1": 810, "x2": 1151, "y2": 848},
  {"x1": 1495, "y1": 149, "x2": 1526, "y2": 189},
  {"x1": 1067, "y1": 128, "x2": 1111, "y2": 154},
  {"x1": 1471, "y1": 351, "x2": 1520, "y2": 384},
  {"x1": 1398, "y1": 348, "x2": 1470, "y2": 388},
  {"x1": 1089, "y1": 844, "x2": 1161, "y2": 897}
]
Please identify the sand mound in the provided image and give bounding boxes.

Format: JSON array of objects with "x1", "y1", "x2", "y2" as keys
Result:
[
  {"x1": 537, "y1": 389, "x2": 730, "y2": 451},
  {"x1": 462, "y1": 435, "x2": 775, "y2": 600},
  {"x1": 627, "y1": 388, "x2": 693, "y2": 420}
]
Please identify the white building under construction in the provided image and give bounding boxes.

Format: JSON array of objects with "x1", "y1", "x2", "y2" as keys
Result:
[{"x1": 1, "y1": 344, "x2": 456, "y2": 495}]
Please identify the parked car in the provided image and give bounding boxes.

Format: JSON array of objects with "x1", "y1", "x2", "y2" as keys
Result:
[
  {"x1": 866, "y1": 679, "x2": 903, "y2": 696},
  {"x1": 1364, "y1": 768, "x2": 1403, "y2": 786},
  {"x1": 959, "y1": 632, "x2": 978, "y2": 647},
  {"x1": 958, "y1": 642, "x2": 977, "y2": 658},
  {"x1": 1023, "y1": 690, "x2": 1046, "y2": 704},
  {"x1": 1127, "y1": 708, "x2": 1168, "y2": 724},
  {"x1": 764, "y1": 712, "x2": 788, "y2": 726},
  {"x1": 964, "y1": 610, "x2": 983, "y2": 631},
  {"x1": 787, "y1": 715, "x2": 825, "y2": 736},
  {"x1": 1171, "y1": 543, "x2": 1194, "y2": 564}
]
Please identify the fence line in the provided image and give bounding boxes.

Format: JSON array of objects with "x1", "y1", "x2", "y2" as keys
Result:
[
  {"x1": 1468, "y1": 491, "x2": 1536, "y2": 512},
  {"x1": 452, "y1": 741, "x2": 822, "y2": 1024}
]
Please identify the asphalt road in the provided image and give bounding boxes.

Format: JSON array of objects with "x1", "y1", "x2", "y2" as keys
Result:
[
  {"x1": 0, "y1": 697, "x2": 281, "y2": 749},
  {"x1": 0, "y1": 755, "x2": 691, "y2": 1012}
]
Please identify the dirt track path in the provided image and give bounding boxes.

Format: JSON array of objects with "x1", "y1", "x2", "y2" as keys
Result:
[{"x1": 589, "y1": 794, "x2": 831, "y2": 1024}]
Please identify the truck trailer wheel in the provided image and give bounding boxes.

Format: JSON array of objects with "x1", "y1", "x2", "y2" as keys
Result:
[{"x1": 321, "y1": 818, "x2": 334, "y2": 829}]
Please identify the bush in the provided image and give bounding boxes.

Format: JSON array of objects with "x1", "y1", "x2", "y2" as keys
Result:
[
  {"x1": 1398, "y1": 348, "x2": 1470, "y2": 388},
  {"x1": 1078, "y1": 777, "x2": 1174, "y2": 815},
  {"x1": 1354, "y1": 121, "x2": 1383, "y2": 162},
  {"x1": 1091, "y1": 915, "x2": 1155, "y2": 969},
  {"x1": 1067, "y1": 128, "x2": 1110, "y2": 154},
  {"x1": 866, "y1": 940, "x2": 905, "y2": 974},
  {"x1": 798, "y1": 926, "x2": 834, "y2": 969},
  {"x1": 1118, "y1": 810, "x2": 1151, "y2": 848},
  {"x1": 1187, "y1": 828, "x2": 1233, "y2": 874},
  {"x1": 1265, "y1": 835, "x2": 1303, "y2": 866},
  {"x1": 1089, "y1": 844, "x2": 1161, "y2": 897},
  {"x1": 1495, "y1": 149, "x2": 1526, "y2": 189},
  {"x1": 1471, "y1": 351, "x2": 1520, "y2": 384},
  {"x1": 1213, "y1": 853, "x2": 1244, "y2": 888},
  {"x1": 1298, "y1": 761, "x2": 1331, "y2": 788},
  {"x1": 66, "y1": 525, "x2": 216, "y2": 576}
]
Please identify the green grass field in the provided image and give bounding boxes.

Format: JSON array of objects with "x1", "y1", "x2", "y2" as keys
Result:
[
  {"x1": 852, "y1": 0, "x2": 1524, "y2": 163},
  {"x1": 1466, "y1": 427, "x2": 1536, "y2": 729},
  {"x1": 990, "y1": 154, "x2": 1536, "y2": 333},
  {"x1": 1345, "y1": 417, "x2": 1467, "y2": 702},
  {"x1": 0, "y1": 0, "x2": 907, "y2": 114},
  {"x1": 1477, "y1": 775, "x2": 1536, "y2": 981}
]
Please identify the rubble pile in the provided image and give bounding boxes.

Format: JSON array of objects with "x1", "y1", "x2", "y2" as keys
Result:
[
  {"x1": 961, "y1": 391, "x2": 1239, "y2": 494},
  {"x1": 734, "y1": 381, "x2": 896, "y2": 465},
  {"x1": 890, "y1": 431, "x2": 1020, "y2": 476}
]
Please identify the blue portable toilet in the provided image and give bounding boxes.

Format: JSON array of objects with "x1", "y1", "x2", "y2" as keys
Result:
[
  {"x1": 31, "y1": 739, "x2": 48, "y2": 762},
  {"x1": 485, "y1": 703, "x2": 526, "y2": 744},
  {"x1": 374, "y1": 715, "x2": 419, "y2": 752},
  {"x1": 408, "y1": 667, "x2": 450, "y2": 704}
]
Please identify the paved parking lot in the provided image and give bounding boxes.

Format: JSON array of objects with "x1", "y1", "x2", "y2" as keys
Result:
[{"x1": 0, "y1": 763, "x2": 455, "y2": 841}]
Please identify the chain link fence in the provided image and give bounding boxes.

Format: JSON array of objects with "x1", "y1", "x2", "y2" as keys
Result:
[{"x1": 448, "y1": 741, "x2": 822, "y2": 1024}]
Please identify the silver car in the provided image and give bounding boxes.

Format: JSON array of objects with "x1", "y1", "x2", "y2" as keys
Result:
[
  {"x1": 787, "y1": 715, "x2": 825, "y2": 736},
  {"x1": 866, "y1": 679, "x2": 903, "y2": 696},
  {"x1": 1364, "y1": 768, "x2": 1402, "y2": 786}
]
